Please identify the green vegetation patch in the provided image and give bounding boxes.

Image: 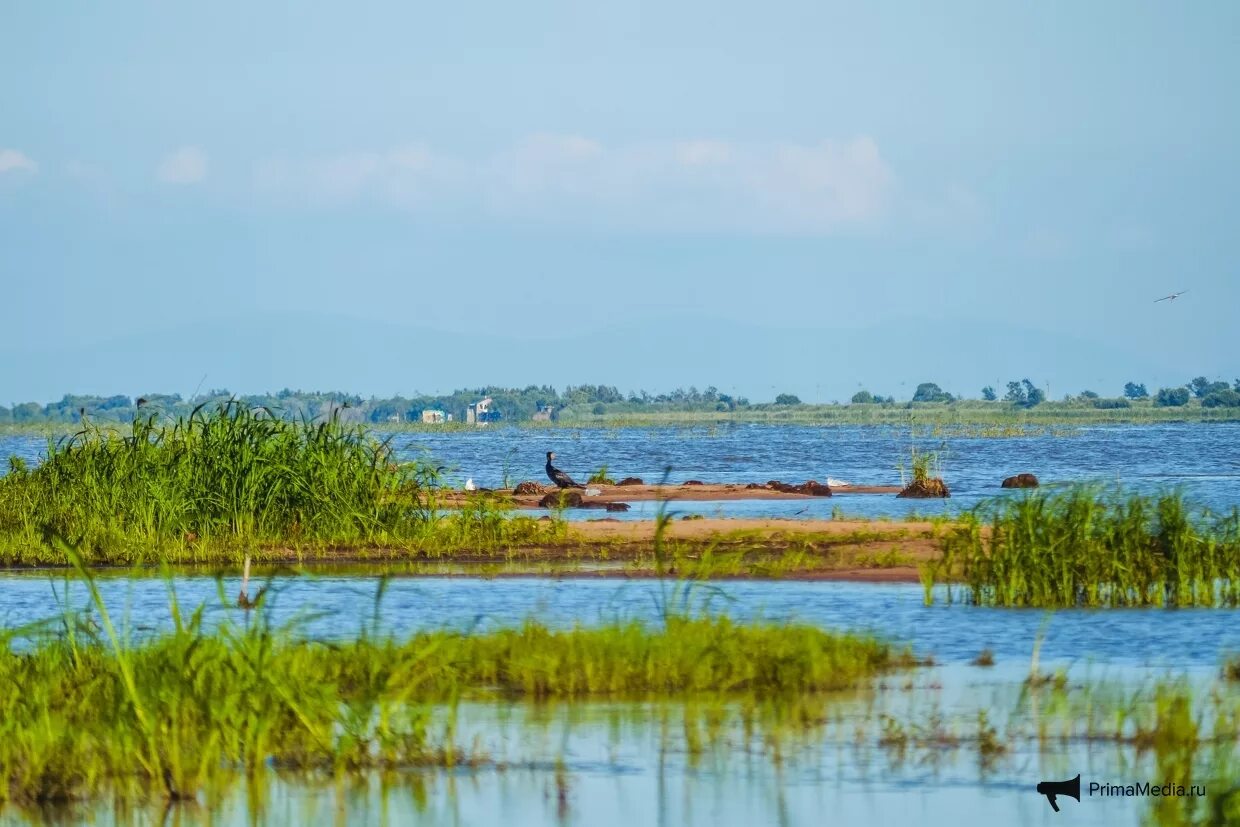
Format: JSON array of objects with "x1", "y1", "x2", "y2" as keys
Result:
[
  {"x1": 925, "y1": 488, "x2": 1240, "y2": 607},
  {"x1": 0, "y1": 566, "x2": 905, "y2": 804},
  {"x1": 0, "y1": 404, "x2": 554, "y2": 565}
]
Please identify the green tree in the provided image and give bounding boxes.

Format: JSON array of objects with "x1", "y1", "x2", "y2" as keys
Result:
[
  {"x1": 1188, "y1": 376, "x2": 1229, "y2": 399},
  {"x1": 1123, "y1": 382, "x2": 1149, "y2": 399},
  {"x1": 774, "y1": 393, "x2": 801, "y2": 405},
  {"x1": 1004, "y1": 379, "x2": 1044, "y2": 408},
  {"x1": 850, "y1": 390, "x2": 874, "y2": 404},
  {"x1": 1202, "y1": 389, "x2": 1240, "y2": 408},
  {"x1": 1155, "y1": 387, "x2": 1191, "y2": 407},
  {"x1": 11, "y1": 402, "x2": 41, "y2": 422},
  {"x1": 912, "y1": 382, "x2": 952, "y2": 403},
  {"x1": 981, "y1": 386, "x2": 997, "y2": 401}
]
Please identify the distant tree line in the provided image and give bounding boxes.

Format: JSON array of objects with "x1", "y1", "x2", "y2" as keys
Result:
[
  {"x1": 848, "y1": 375, "x2": 1240, "y2": 411},
  {"x1": 3, "y1": 376, "x2": 1238, "y2": 425},
  {"x1": 1109, "y1": 377, "x2": 1240, "y2": 409},
  {"x1": 0, "y1": 385, "x2": 753, "y2": 425}
]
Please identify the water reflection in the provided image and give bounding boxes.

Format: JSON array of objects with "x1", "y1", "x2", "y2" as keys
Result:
[
  {"x1": 3, "y1": 576, "x2": 1236, "y2": 671},
  {"x1": 5, "y1": 668, "x2": 1233, "y2": 827}
]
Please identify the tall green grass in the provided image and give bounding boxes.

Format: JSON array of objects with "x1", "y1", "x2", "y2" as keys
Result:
[
  {"x1": 928, "y1": 487, "x2": 1240, "y2": 607},
  {"x1": 0, "y1": 560, "x2": 905, "y2": 804},
  {"x1": 0, "y1": 404, "x2": 550, "y2": 565}
]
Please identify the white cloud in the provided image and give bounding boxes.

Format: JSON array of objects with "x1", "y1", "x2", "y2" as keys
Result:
[
  {"x1": 752, "y1": 138, "x2": 893, "y2": 225},
  {"x1": 157, "y1": 146, "x2": 208, "y2": 184},
  {"x1": 481, "y1": 134, "x2": 895, "y2": 232},
  {"x1": 518, "y1": 133, "x2": 603, "y2": 163},
  {"x1": 0, "y1": 149, "x2": 37, "y2": 174},
  {"x1": 254, "y1": 134, "x2": 897, "y2": 234},
  {"x1": 485, "y1": 134, "x2": 617, "y2": 205},
  {"x1": 254, "y1": 145, "x2": 444, "y2": 207},
  {"x1": 673, "y1": 140, "x2": 731, "y2": 167}
]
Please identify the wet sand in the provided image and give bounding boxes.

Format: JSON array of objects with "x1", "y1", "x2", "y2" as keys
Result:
[
  {"x1": 565, "y1": 516, "x2": 934, "y2": 541},
  {"x1": 555, "y1": 517, "x2": 940, "y2": 581},
  {"x1": 221, "y1": 517, "x2": 946, "y2": 582},
  {"x1": 443, "y1": 481, "x2": 903, "y2": 509}
]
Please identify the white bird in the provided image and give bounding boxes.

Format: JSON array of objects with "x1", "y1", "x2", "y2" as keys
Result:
[
  {"x1": 1155, "y1": 290, "x2": 1189, "y2": 303},
  {"x1": 464, "y1": 478, "x2": 476, "y2": 491}
]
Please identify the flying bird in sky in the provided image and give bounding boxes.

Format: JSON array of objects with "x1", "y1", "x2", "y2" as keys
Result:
[{"x1": 1154, "y1": 290, "x2": 1189, "y2": 303}]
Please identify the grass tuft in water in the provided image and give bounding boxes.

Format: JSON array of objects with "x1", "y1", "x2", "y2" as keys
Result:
[
  {"x1": 0, "y1": 556, "x2": 909, "y2": 805},
  {"x1": 931, "y1": 487, "x2": 1240, "y2": 607}
]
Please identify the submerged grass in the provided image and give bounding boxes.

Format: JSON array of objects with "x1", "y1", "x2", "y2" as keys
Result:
[
  {"x1": 925, "y1": 487, "x2": 1240, "y2": 607},
  {"x1": 0, "y1": 553, "x2": 908, "y2": 805}
]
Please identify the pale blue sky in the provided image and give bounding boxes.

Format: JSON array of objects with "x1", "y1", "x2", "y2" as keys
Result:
[{"x1": 2, "y1": 2, "x2": 1237, "y2": 403}]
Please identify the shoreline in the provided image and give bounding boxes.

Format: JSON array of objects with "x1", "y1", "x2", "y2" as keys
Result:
[
  {"x1": 0, "y1": 517, "x2": 946, "y2": 581},
  {"x1": 4, "y1": 405, "x2": 1239, "y2": 436},
  {"x1": 441, "y1": 482, "x2": 905, "y2": 508}
]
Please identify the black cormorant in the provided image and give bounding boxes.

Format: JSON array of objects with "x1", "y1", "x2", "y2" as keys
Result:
[{"x1": 545, "y1": 451, "x2": 585, "y2": 489}]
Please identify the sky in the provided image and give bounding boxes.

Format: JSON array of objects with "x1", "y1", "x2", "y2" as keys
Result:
[{"x1": 2, "y1": 1, "x2": 1237, "y2": 404}]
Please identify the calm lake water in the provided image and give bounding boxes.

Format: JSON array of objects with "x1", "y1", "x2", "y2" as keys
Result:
[
  {"x1": 2, "y1": 423, "x2": 1238, "y2": 825},
  {"x1": 394, "y1": 422, "x2": 1240, "y2": 515},
  {"x1": 2, "y1": 576, "x2": 1236, "y2": 672},
  {"x1": 0, "y1": 686, "x2": 1203, "y2": 827},
  {"x1": 9, "y1": 421, "x2": 1236, "y2": 518},
  {"x1": 0, "y1": 613, "x2": 1227, "y2": 827},
  {"x1": 1, "y1": 574, "x2": 1236, "y2": 826}
]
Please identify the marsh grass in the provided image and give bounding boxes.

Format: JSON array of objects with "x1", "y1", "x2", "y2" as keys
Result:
[
  {"x1": 0, "y1": 549, "x2": 908, "y2": 805},
  {"x1": 533, "y1": 400, "x2": 1240, "y2": 427},
  {"x1": 1026, "y1": 678, "x2": 1239, "y2": 826},
  {"x1": 871, "y1": 676, "x2": 1239, "y2": 827},
  {"x1": 907, "y1": 447, "x2": 938, "y2": 485},
  {"x1": 0, "y1": 404, "x2": 556, "y2": 566},
  {"x1": 927, "y1": 487, "x2": 1240, "y2": 607},
  {"x1": 587, "y1": 466, "x2": 615, "y2": 485},
  {"x1": 0, "y1": 404, "x2": 425, "y2": 560}
]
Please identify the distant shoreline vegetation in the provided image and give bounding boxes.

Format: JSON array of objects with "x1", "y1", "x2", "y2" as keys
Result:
[{"x1": 2, "y1": 377, "x2": 1239, "y2": 430}]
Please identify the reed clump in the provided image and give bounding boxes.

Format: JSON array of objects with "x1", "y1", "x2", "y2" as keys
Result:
[
  {"x1": 931, "y1": 487, "x2": 1240, "y2": 607},
  {"x1": 0, "y1": 404, "x2": 552, "y2": 565},
  {"x1": 897, "y1": 447, "x2": 949, "y2": 499}
]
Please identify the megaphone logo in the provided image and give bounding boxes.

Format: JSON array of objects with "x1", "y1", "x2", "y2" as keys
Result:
[{"x1": 1036, "y1": 774, "x2": 1081, "y2": 812}]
